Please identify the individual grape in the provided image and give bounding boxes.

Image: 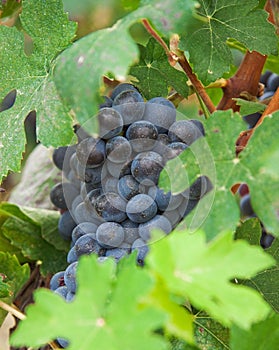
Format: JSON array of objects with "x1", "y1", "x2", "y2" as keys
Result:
[
  {"x1": 131, "y1": 151, "x2": 164, "y2": 186},
  {"x1": 64, "y1": 261, "x2": 78, "y2": 293},
  {"x1": 112, "y1": 90, "x2": 145, "y2": 125},
  {"x1": 266, "y1": 73, "x2": 279, "y2": 91},
  {"x1": 76, "y1": 137, "x2": 106, "y2": 168},
  {"x1": 50, "y1": 271, "x2": 65, "y2": 291},
  {"x1": 121, "y1": 219, "x2": 139, "y2": 244},
  {"x1": 126, "y1": 121, "x2": 158, "y2": 152},
  {"x1": 168, "y1": 120, "x2": 201, "y2": 145},
  {"x1": 67, "y1": 246, "x2": 78, "y2": 264},
  {"x1": 165, "y1": 142, "x2": 188, "y2": 160},
  {"x1": 110, "y1": 83, "x2": 139, "y2": 100},
  {"x1": 71, "y1": 222, "x2": 98, "y2": 243},
  {"x1": 94, "y1": 192, "x2": 127, "y2": 222},
  {"x1": 260, "y1": 232, "x2": 275, "y2": 248},
  {"x1": 106, "y1": 136, "x2": 132, "y2": 163},
  {"x1": 126, "y1": 194, "x2": 157, "y2": 223},
  {"x1": 50, "y1": 182, "x2": 79, "y2": 210},
  {"x1": 96, "y1": 222, "x2": 125, "y2": 248},
  {"x1": 58, "y1": 211, "x2": 76, "y2": 240},
  {"x1": 97, "y1": 107, "x2": 123, "y2": 139},
  {"x1": 139, "y1": 215, "x2": 172, "y2": 242},
  {"x1": 118, "y1": 175, "x2": 142, "y2": 200},
  {"x1": 54, "y1": 286, "x2": 68, "y2": 299},
  {"x1": 183, "y1": 176, "x2": 213, "y2": 200},
  {"x1": 53, "y1": 145, "x2": 76, "y2": 173},
  {"x1": 131, "y1": 238, "x2": 149, "y2": 266},
  {"x1": 240, "y1": 194, "x2": 254, "y2": 217},
  {"x1": 143, "y1": 97, "x2": 176, "y2": 133},
  {"x1": 74, "y1": 233, "x2": 105, "y2": 257}
]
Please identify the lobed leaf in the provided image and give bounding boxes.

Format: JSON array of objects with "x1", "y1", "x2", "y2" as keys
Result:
[
  {"x1": 147, "y1": 229, "x2": 275, "y2": 329},
  {"x1": 0, "y1": 0, "x2": 76, "y2": 182},
  {"x1": 11, "y1": 254, "x2": 168, "y2": 349}
]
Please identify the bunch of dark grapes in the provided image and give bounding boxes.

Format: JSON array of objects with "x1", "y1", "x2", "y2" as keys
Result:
[
  {"x1": 48, "y1": 84, "x2": 212, "y2": 346},
  {"x1": 238, "y1": 183, "x2": 275, "y2": 248},
  {"x1": 243, "y1": 70, "x2": 279, "y2": 128}
]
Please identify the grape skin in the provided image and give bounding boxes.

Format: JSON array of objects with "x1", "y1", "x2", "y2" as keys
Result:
[
  {"x1": 126, "y1": 194, "x2": 157, "y2": 223},
  {"x1": 96, "y1": 222, "x2": 125, "y2": 248}
]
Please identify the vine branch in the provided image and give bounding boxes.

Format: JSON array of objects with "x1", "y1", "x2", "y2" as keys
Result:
[{"x1": 141, "y1": 18, "x2": 216, "y2": 114}]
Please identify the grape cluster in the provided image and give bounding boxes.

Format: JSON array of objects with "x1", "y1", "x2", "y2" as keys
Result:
[
  {"x1": 243, "y1": 71, "x2": 279, "y2": 128},
  {"x1": 49, "y1": 84, "x2": 211, "y2": 330},
  {"x1": 238, "y1": 183, "x2": 274, "y2": 248}
]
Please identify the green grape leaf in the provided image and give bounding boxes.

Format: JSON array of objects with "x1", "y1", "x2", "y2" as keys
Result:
[
  {"x1": 129, "y1": 38, "x2": 189, "y2": 99},
  {"x1": 233, "y1": 98, "x2": 266, "y2": 116},
  {"x1": 181, "y1": 0, "x2": 278, "y2": 84},
  {"x1": 54, "y1": 0, "x2": 195, "y2": 127},
  {"x1": 0, "y1": 0, "x2": 76, "y2": 182},
  {"x1": 230, "y1": 313, "x2": 279, "y2": 350},
  {"x1": 11, "y1": 254, "x2": 168, "y2": 349},
  {"x1": 0, "y1": 252, "x2": 30, "y2": 324},
  {"x1": 147, "y1": 229, "x2": 275, "y2": 329},
  {"x1": 0, "y1": 202, "x2": 69, "y2": 275},
  {"x1": 238, "y1": 224, "x2": 279, "y2": 313}
]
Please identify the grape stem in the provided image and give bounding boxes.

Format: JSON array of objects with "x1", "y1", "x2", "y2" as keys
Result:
[{"x1": 141, "y1": 18, "x2": 216, "y2": 115}]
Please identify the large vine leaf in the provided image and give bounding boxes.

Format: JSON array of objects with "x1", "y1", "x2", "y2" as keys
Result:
[
  {"x1": 147, "y1": 229, "x2": 275, "y2": 329},
  {"x1": 0, "y1": 0, "x2": 76, "y2": 182},
  {"x1": 181, "y1": 0, "x2": 278, "y2": 84},
  {"x1": 0, "y1": 252, "x2": 30, "y2": 324},
  {"x1": 53, "y1": 0, "x2": 195, "y2": 126},
  {"x1": 11, "y1": 254, "x2": 168, "y2": 349},
  {"x1": 129, "y1": 38, "x2": 189, "y2": 99}
]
